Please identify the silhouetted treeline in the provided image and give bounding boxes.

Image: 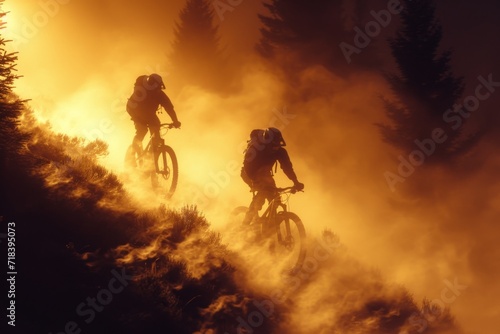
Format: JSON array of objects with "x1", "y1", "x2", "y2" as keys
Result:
[
  {"x1": 257, "y1": 0, "x2": 389, "y2": 78},
  {"x1": 379, "y1": 0, "x2": 480, "y2": 162},
  {"x1": 0, "y1": 11, "x2": 30, "y2": 210},
  {"x1": 169, "y1": 0, "x2": 232, "y2": 93}
]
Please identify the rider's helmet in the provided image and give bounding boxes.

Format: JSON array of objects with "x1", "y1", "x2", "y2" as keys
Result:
[
  {"x1": 263, "y1": 127, "x2": 286, "y2": 147},
  {"x1": 148, "y1": 73, "x2": 165, "y2": 90}
]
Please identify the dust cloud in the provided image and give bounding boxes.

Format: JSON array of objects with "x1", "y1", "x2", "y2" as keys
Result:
[{"x1": 4, "y1": 0, "x2": 500, "y2": 333}]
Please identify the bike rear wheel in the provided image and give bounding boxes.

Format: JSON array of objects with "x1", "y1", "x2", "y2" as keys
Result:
[
  {"x1": 269, "y1": 211, "x2": 306, "y2": 274},
  {"x1": 151, "y1": 145, "x2": 178, "y2": 199}
]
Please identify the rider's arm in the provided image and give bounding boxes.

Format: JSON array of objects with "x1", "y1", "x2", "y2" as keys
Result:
[
  {"x1": 159, "y1": 91, "x2": 180, "y2": 124},
  {"x1": 278, "y1": 148, "x2": 304, "y2": 190},
  {"x1": 277, "y1": 148, "x2": 298, "y2": 183}
]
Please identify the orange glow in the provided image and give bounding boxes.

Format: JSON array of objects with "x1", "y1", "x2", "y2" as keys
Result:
[{"x1": 4, "y1": 1, "x2": 500, "y2": 333}]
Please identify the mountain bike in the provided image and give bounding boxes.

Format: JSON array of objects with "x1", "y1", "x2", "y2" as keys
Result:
[
  {"x1": 125, "y1": 123, "x2": 178, "y2": 199},
  {"x1": 232, "y1": 186, "x2": 306, "y2": 274}
]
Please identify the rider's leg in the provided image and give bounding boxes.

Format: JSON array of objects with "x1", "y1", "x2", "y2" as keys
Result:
[
  {"x1": 243, "y1": 191, "x2": 266, "y2": 225},
  {"x1": 242, "y1": 174, "x2": 276, "y2": 225},
  {"x1": 241, "y1": 168, "x2": 257, "y2": 225},
  {"x1": 133, "y1": 121, "x2": 148, "y2": 154},
  {"x1": 148, "y1": 116, "x2": 162, "y2": 147}
]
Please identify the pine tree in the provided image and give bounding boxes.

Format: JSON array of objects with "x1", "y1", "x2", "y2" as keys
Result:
[
  {"x1": 0, "y1": 2, "x2": 30, "y2": 210},
  {"x1": 256, "y1": 0, "x2": 358, "y2": 73},
  {"x1": 0, "y1": 6, "x2": 28, "y2": 169},
  {"x1": 169, "y1": 0, "x2": 226, "y2": 91},
  {"x1": 379, "y1": 0, "x2": 478, "y2": 161}
]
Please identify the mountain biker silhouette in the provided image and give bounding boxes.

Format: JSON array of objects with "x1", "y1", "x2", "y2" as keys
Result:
[
  {"x1": 126, "y1": 74, "x2": 181, "y2": 153},
  {"x1": 240, "y1": 127, "x2": 304, "y2": 225}
]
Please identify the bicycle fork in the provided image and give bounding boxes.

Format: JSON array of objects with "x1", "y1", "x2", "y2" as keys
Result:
[
  {"x1": 152, "y1": 141, "x2": 169, "y2": 177},
  {"x1": 273, "y1": 202, "x2": 292, "y2": 247}
]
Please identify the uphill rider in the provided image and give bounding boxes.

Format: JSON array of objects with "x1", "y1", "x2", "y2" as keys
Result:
[{"x1": 126, "y1": 73, "x2": 181, "y2": 154}]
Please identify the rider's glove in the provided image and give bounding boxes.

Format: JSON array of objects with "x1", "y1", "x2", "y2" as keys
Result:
[
  {"x1": 173, "y1": 120, "x2": 181, "y2": 128},
  {"x1": 293, "y1": 181, "x2": 304, "y2": 191}
]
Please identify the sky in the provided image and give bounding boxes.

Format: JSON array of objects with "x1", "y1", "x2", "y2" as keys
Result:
[{"x1": 2, "y1": 0, "x2": 500, "y2": 333}]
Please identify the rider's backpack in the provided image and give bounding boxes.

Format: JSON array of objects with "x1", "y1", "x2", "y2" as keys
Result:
[
  {"x1": 249, "y1": 129, "x2": 264, "y2": 145},
  {"x1": 243, "y1": 129, "x2": 266, "y2": 165},
  {"x1": 134, "y1": 75, "x2": 148, "y2": 87},
  {"x1": 241, "y1": 129, "x2": 263, "y2": 185},
  {"x1": 127, "y1": 75, "x2": 149, "y2": 118}
]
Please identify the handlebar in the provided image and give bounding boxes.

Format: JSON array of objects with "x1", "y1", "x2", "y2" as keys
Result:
[
  {"x1": 275, "y1": 186, "x2": 303, "y2": 194},
  {"x1": 160, "y1": 123, "x2": 179, "y2": 129}
]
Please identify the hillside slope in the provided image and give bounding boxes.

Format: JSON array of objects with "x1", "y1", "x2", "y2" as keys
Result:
[{"x1": 0, "y1": 107, "x2": 465, "y2": 334}]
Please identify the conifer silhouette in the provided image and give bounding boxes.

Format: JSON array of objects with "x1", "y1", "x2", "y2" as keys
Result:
[
  {"x1": 169, "y1": 0, "x2": 226, "y2": 91},
  {"x1": 379, "y1": 0, "x2": 479, "y2": 161}
]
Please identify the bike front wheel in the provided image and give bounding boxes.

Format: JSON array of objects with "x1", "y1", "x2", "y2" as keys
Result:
[
  {"x1": 269, "y1": 211, "x2": 306, "y2": 274},
  {"x1": 151, "y1": 145, "x2": 178, "y2": 199}
]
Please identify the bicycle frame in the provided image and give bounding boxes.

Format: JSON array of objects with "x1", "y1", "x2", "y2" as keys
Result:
[
  {"x1": 260, "y1": 194, "x2": 285, "y2": 221},
  {"x1": 143, "y1": 136, "x2": 161, "y2": 173},
  {"x1": 258, "y1": 188, "x2": 294, "y2": 239},
  {"x1": 141, "y1": 123, "x2": 173, "y2": 174},
  {"x1": 125, "y1": 122, "x2": 178, "y2": 198}
]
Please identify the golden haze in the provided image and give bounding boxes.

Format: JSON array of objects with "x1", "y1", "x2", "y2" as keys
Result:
[{"x1": 4, "y1": 1, "x2": 500, "y2": 333}]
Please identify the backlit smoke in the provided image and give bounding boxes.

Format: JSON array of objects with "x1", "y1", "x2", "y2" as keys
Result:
[{"x1": 4, "y1": 0, "x2": 500, "y2": 333}]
